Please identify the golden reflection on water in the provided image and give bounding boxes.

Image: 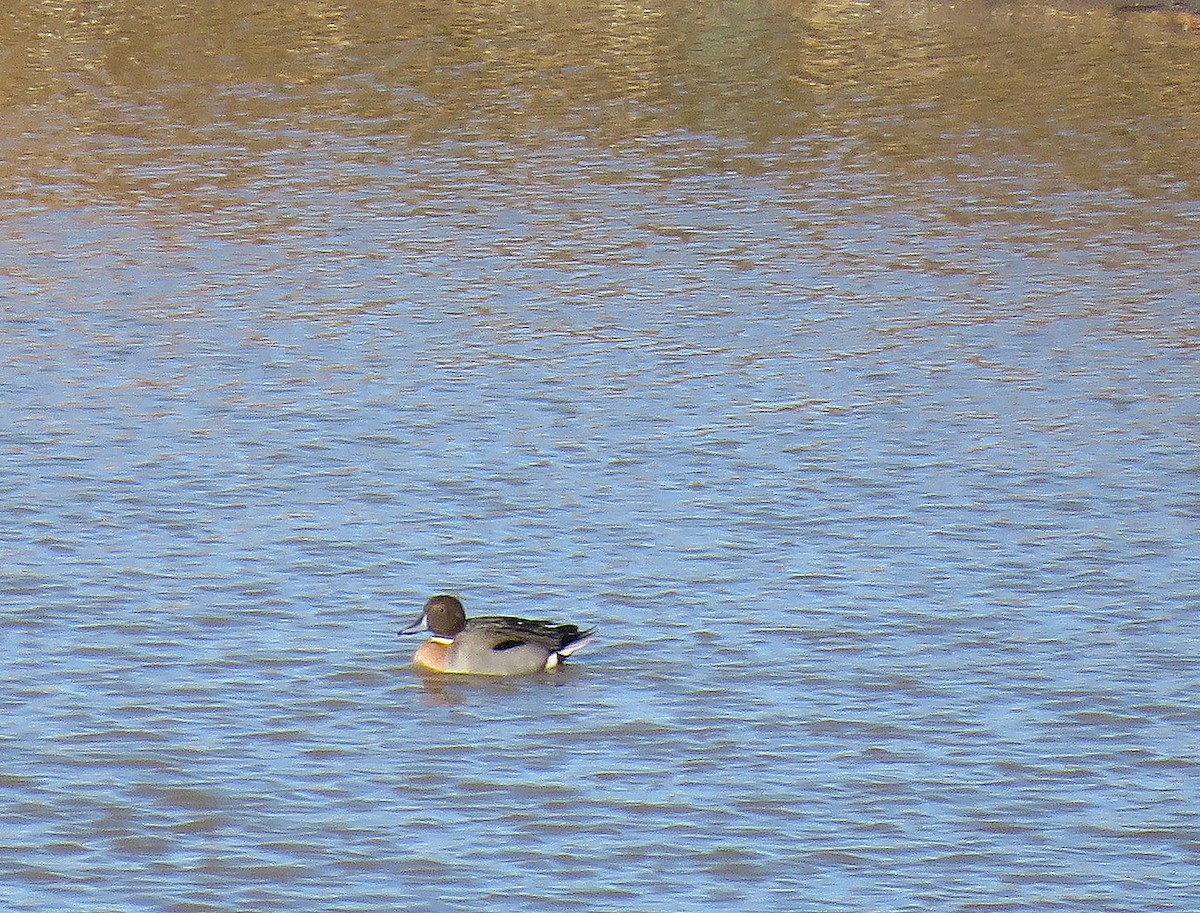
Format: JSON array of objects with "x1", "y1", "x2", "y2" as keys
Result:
[{"x1": 0, "y1": 0, "x2": 1197, "y2": 214}]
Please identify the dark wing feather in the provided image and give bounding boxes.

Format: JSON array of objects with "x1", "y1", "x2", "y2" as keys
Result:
[{"x1": 470, "y1": 615, "x2": 594, "y2": 653}]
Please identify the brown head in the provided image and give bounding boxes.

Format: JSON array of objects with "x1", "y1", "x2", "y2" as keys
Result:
[{"x1": 399, "y1": 594, "x2": 467, "y2": 639}]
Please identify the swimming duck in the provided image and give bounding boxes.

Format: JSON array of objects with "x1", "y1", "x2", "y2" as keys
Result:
[{"x1": 399, "y1": 594, "x2": 596, "y2": 676}]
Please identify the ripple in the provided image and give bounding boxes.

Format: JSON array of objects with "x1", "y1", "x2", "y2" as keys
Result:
[{"x1": 3, "y1": 5, "x2": 1198, "y2": 910}]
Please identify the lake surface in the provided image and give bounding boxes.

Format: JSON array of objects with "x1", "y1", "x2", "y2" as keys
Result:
[{"x1": 2, "y1": 1, "x2": 1199, "y2": 910}]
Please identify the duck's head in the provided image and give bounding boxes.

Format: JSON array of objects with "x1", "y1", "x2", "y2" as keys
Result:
[{"x1": 399, "y1": 594, "x2": 467, "y2": 641}]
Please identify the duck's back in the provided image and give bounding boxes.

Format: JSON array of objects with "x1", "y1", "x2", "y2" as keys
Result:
[{"x1": 467, "y1": 615, "x2": 593, "y2": 653}]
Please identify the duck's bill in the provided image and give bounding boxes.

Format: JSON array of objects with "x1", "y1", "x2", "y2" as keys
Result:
[{"x1": 398, "y1": 613, "x2": 429, "y2": 635}]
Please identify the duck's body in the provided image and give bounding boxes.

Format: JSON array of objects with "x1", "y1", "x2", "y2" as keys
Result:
[{"x1": 400, "y1": 595, "x2": 596, "y2": 676}]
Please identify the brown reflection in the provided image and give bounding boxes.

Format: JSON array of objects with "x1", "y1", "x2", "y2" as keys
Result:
[
  {"x1": 1, "y1": 0, "x2": 1197, "y2": 215},
  {"x1": 412, "y1": 671, "x2": 468, "y2": 708}
]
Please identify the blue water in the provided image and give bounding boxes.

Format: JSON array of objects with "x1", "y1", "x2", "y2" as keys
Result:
[{"x1": 3, "y1": 3, "x2": 1200, "y2": 911}]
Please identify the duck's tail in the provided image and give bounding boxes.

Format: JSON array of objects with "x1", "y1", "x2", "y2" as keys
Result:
[
  {"x1": 560, "y1": 628, "x2": 596, "y2": 657},
  {"x1": 544, "y1": 629, "x2": 597, "y2": 669}
]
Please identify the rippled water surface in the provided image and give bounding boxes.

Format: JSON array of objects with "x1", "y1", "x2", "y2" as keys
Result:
[{"x1": 2, "y1": 1, "x2": 1199, "y2": 910}]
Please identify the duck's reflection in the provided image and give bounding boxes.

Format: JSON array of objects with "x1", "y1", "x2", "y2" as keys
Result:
[{"x1": 410, "y1": 662, "x2": 590, "y2": 707}]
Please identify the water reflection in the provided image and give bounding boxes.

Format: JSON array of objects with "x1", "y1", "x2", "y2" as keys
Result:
[
  {"x1": 408, "y1": 662, "x2": 592, "y2": 707},
  {"x1": 2, "y1": 0, "x2": 1197, "y2": 218}
]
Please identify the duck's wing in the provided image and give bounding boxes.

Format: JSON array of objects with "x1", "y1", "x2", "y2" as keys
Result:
[{"x1": 470, "y1": 615, "x2": 596, "y2": 654}]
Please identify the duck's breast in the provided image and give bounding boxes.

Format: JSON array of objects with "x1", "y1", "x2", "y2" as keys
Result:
[{"x1": 412, "y1": 640, "x2": 451, "y2": 673}]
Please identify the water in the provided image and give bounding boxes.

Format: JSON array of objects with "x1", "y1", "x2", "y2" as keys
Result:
[{"x1": 2, "y1": 1, "x2": 1199, "y2": 910}]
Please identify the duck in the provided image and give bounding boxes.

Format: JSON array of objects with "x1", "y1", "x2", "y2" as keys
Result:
[{"x1": 399, "y1": 594, "x2": 597, "y2": 676}]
